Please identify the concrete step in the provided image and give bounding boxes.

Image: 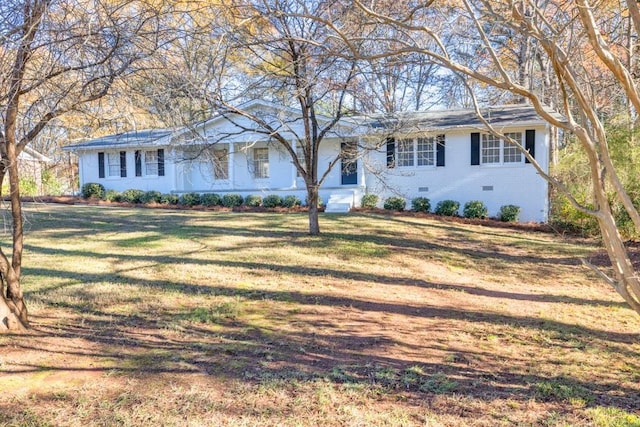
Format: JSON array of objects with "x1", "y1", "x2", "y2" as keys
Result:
[{"x1": 324, "y1": 202, "x2": 351, "y2": 213}]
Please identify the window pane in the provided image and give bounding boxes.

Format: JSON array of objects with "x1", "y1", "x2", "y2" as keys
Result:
[
  {"x1": 213, "y1": 149, "x2": 228, "y2": 179},
  {"x1": 481, "y1": 134, "x2": 500, "y2": 164},
  {"x1": 107, "y1": 153, "x2": 120, "y2": 177},
  {"x1": 253, "y1": 147, "x2": 269, "y2": 178},
  {"x1": 503, "y1": 132, "x2": 523, "y2": 163},
  {"x1": 145, "y1": 150, "x2": 158, "y2": 175},
  {"x1": 397, "y1": 139, "x2": 414, "y2": 167},
  {"x1": 417, "y1": 137, "x2": 435, "y2": 166}
]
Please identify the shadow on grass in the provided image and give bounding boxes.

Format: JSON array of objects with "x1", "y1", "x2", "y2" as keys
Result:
[
  {"x1": 4, "y1": 302, "x2": 639, "y2": 412},
  {"x1": 8, "y1": 205, "x2": 638, "y2": 412}
]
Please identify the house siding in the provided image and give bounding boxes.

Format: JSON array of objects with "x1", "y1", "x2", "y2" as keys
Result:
[
  {"x1": 363, "y1": 126, "x2": 548, "y2": 222},
  {"x1": 78, "y1": 148, "x2": 176, "y2": 192},
  {"x1": 67, "y1": 103, "x2": 553, "y2": 223}
]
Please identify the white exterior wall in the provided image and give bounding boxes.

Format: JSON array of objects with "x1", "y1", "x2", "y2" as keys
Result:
[
  {"x1": 71, "y1": 104, "x2": 551, "y2": 222},
  {"x1": 363, "y1": 126, "x2": 549, "y2": 222},
  {"x1": 176, "y1": 138, "x2": 354, "y2": 199},
  {"x1": 77, "y1": 148, "x2": 176, "y2": 193}
]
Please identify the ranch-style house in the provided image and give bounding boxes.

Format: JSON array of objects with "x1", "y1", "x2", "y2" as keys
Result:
[{"x1": 64, "y1": 100, "x2": 558, "y2": 222}]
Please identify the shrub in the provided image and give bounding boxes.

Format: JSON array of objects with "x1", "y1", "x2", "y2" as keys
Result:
[
  {"x1": 282, "y1": 195, "x2": 301, "y2": 208},
  {"x1": 81, "y1": 182, "x2": 105, "y2": 199},
  {"x1": 263, "y1": 194, "x2": 283, "y2": 208},
  {"x1": 463, "y1": 200, "x2": 488, "y2": 219},
  {"x1": 159, "y1": 193, "x2": 179, "y2": 205},
  {"x1": 201, "y1": 193, "x2": 222, "y2": 207},
  {"x1": 434, "y1": 200, "x2": 460, "y2": 216},
  {"x1": 411, "y1": 197, "x2": 431, "y2": 213},
  {"x1": 222, "y1": 193, "x2": 243, "y2": 207},
  {"x1": 140, "y1": 190, "x2": 162, "y2": 204},
  {"x1": 180, "y1": 192, "x2": 201, "y2": 207},
  {"x1": 499, "y1": 204, "x2": 521, "y2": 222},
  {"x1": 20, "y1": 177, "x2": 38, "y2": 197},
  {"x1": 121, "y1": 189, "x2": 145, "y2": 204},
  {"x1": 104, "y1": 190, "x2": 121, "y2": 202},
  {"x1": 42, "y1": 169, "x2": 63, "y2": 196},
  {"x1": 361, "y1": 194, "x2": 379, "y2": 209},
  {"x1": 244, "y1": 195, "x2": 262, "y2": 207},
  {"x1": 383, "y1": 196, "x2": 406, "y2": 211}
]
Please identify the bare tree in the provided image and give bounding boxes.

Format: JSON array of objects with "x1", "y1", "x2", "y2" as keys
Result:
[
  {"x1": 198, "y1": 0, "x2": 362, "y2": 235},
  {"x1": 334, "y1": 0, "x2": 640, "y2": 314},
  {"x1": 0, "y1": 0, "x2": 168, "y2": 331}
]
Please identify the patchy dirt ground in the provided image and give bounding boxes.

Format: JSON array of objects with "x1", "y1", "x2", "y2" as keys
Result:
[{"x1": 1, "y1": 204, "x2": 639, "y2": 426}]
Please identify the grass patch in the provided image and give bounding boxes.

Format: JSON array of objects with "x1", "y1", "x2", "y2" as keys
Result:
[{"x1": 0, "y1": 203, "x2": 638, "y2": 426}]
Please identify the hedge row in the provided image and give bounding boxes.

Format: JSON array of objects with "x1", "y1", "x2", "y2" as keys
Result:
[
  {"x1": 81, "y1": 183, "x2": 302, "y2": 208},
  {"x1": 361, "y1": 194, "x2": 520, "y2": 222}
]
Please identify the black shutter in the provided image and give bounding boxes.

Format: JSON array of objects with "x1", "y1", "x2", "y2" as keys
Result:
[
  {"x1": 471, "y1": 132, "x2": 480, "y2": 165},
  {"x1": 436, "y1": 134, "x2": 445, "y2": 167},
  {"x1": 386, "y1": 137, "x2": 395, "y2": 168},
  {"x1": 135, "y1": 150, "x2": 142, "y2": 177},
  {"x1": 158, "y1": 149, "x2": 165, "y2": 176},
  {"x1": 525, "y1": 129, "x2": 535, "y2": 163},
  {"x1": 120, "y1": 151, "x2": 127, "y2": 177},
  {"x1": 98, "y1": 152, "x2": 105, "y2": 178}
]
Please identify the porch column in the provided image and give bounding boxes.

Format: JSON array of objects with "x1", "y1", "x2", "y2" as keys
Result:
[
  {"x1": 290, "y1": 139, "x2": 297, "y2": 188},
  {"x1": 228, "y1": 142, "x2": 235, "y2": 185}
]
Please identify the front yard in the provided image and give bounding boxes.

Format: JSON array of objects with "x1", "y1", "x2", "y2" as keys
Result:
[{"x1": 0, "y1": 203, "x2": 638, "y2": 426}]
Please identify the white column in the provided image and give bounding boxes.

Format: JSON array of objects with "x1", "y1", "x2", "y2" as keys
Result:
[
  {"x1": 290, "y1": 139, "x2": 297, "y2": 188},
  {"x1": 228, "y1": 142, "x2": 235, "y2": 188}
]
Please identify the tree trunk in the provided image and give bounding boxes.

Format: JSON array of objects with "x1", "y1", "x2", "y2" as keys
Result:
[
  {"x1": 306, "y1": 185, "x2": 320, "y2": 235},
  {"x1": 0, "y1": 295, "x2": 27, "y2": 331}
]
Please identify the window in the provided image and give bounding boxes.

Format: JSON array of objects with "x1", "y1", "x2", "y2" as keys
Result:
[
  {"x1": 417, "y1": 137, "x2": 435, "y2": 166},
  {"x1": 481, "y1": 134, "x2": 501, "y2": 164},
  {"x1": 213, "y1": 149, "x2": 228, "y2": 179},
  {"x1": 397, "y1": 139, "x2": 414, "y2": 167},
  {"x1": 396, "y1": 137, "x2": 437, "y2": 167},
  {"x1": 503, "y1": 132, "x2": 523, "y2": 163},
  {"x1": 481, "y1": 132, "x2": 523, "y2": 164},
  {"x1": 253, "y1": 147, "x2": 269, "y2": 178},
  {"x1": 144, "y1": 150, "x2": 158, "y2": 175},
  {"x1": 107, "y1": 153, "x2": 121, "y2": 177}
]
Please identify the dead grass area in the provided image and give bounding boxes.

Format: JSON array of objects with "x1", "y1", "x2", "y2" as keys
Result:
[{"x1": 1, "y1": 203, "x2": 639, "y2": 426}]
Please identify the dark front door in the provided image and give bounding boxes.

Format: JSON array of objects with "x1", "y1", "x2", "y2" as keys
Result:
[{"x1": 341, "y1": 142, "x2": 357, "y2": 185}]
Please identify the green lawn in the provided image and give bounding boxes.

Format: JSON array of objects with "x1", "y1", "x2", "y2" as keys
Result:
[{"x1": 1, "y1": 203, "x2": 639, "y2": 426}]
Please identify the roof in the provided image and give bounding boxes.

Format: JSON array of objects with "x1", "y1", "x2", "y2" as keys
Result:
[
  {"x1": 21, "y1": 146, "x2": 51, "y2": 162},
  {"x1": 366, "y1": 104, "x2": 560, "y2": 131},
  {"x1": 62, "y1": 129, "x2": 173, "y2": 151},
  {"x1": 63, "y1": 103, "x2": 560, "y2": 151}
]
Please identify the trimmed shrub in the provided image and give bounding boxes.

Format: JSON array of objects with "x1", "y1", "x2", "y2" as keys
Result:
[
  {"x1": 159, "y1": 193, "x2": 179, "y2": 205},
  {"x1": 121, "y1": 189, "x2": 145, "y2": 204},
  {"x1": 81, "y1": 182, "x2": 105, "y2": 199},
  {"x1": 245, "y1": 195, "x2": 263, "y2": 207},
  {"x1": 104, "y1": 190, "x2": 121, "y2": 202},
  {"x1": 361, "y1": 194, "x2": 379, "y2": 209},
  {"x1": 282, "y1": 195, "x2": 301, "y2": 208},
  {"x1": 201, "y1": 193, "x2": 222, "y2": 207},
  {"x1": 180, "y1": 192, "x2": 201, "y2": 207},
  {"x1": 434, "y1": 200, "x2": 460, "y2": 216},
  {"x1": 411, "y1": 197, "x2": 431, "y2": 213},
  {"x1": 140, "y1": 190, "x2": 162, "y2": 204},
  {"x1": 463, "y1": 200, "x2": 488, "y2": 219},
  {"x1": 499, "y1": 204, "x2": 521, "y2": 222},
  {"x1": 383, "y1": 196, "x2": 406, "y2": 211},
  {"x1": 263, "y1": 194, "x2": 283, "y2": 208},
  {"x1": 222, "y1": 193, "x2": 243, "y2": 207}
]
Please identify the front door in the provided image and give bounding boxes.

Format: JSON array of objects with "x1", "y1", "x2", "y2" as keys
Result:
[{"x1": 341, "y1": 142, "x2": 357, "y2": 185}]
